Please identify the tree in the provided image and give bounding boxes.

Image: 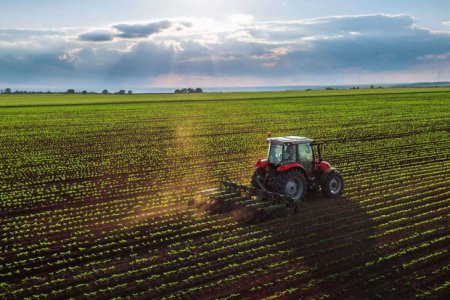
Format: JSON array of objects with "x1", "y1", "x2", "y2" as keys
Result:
[
  {"x1": 116, "y1": 90, "x2": 126, "y2": 94},
  {"x1": 102, "y1": 90, "x2": 109, "y2": 94},
  {"x1": 175, "y1": 87, "x2": 204, "y2": 94},
  {"x1": 66, "y1": 89, "x2": 75, "y2": 94},
  {"x1": 81, "y1": 90, "x2": 87, "y2": 94},
  {"x1": 128, "y1": 90, "x2": 132, "y2": 94},
  {"x1": 4, "y1": 88, "x2": 12, "y2": 94}
]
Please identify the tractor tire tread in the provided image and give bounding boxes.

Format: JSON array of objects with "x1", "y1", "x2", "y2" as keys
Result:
[
  {"x1": 272, "y1": 169, "x2": 307, "y2": 201},
  {"x1": 321, "y1": 171, "x2": 344, "y2": 198}
]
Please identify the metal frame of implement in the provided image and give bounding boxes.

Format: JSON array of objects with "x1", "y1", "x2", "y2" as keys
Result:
[{"x1": 200, "y1": 180, "x2": 296, "y2": 221}]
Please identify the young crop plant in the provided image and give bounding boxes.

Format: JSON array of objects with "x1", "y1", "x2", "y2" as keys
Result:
[{"x1": 0, "y1": 88, "x2": 449, "y2": 299}]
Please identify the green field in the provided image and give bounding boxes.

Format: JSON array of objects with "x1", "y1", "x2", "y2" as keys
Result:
[{"x1": 1, "y1": 88, "x2": 449, "y2": 299}]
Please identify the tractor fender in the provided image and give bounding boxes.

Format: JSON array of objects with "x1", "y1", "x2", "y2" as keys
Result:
[
  {"x1": 319, "y1": 160, "x2": 332, "y2": 172},
  {"x1": 319, "y1": 167, "x2": 337, "y2": 184},
  {"x1": 255, "y1": 158, "x2": 268, "y2": 169},
  {"x1": 277, "y1": 162, "x2": 309, "y2": 179}
]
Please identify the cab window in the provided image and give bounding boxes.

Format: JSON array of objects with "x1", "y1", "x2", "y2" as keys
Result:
[
  {"x1": 268, "y1": 144, "x2": 283, "y2": 165},
  {"x1": 282, "y1": 144, "x2": 296, "y2": 163},
  {"x1": 298, "y1": 143, "x2": 313, "y2": 172}
]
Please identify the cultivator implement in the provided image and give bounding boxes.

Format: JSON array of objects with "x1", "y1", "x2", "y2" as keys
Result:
[{"x1": 199, "y1": 180, "x2": 297, "y2": 222}]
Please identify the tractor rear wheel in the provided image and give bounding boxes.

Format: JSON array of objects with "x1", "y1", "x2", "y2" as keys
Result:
[
  {"x1": 321, "y1": 171, "x2": 344, "y2": 198},
  {"x1": 273, "y1": 169, "x2": 307, "y2": 202},
  {"x1": 251, "y1": 167, "x2": 266, "y2": 190}
]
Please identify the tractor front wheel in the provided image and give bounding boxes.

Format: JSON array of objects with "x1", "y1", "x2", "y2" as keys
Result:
[
  {"x1": 321, "y1": 171, "x2": 344, "y2": 198},
  {"x1": 273, "y1": 169, "x2": 307, "y2": 202}
]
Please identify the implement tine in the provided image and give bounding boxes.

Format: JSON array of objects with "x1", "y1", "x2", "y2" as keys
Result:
[
  {"x1": 220, "y1": 180, "x2": 251, "y2": 197},
  {"x1": 199, "y1": 179, "x2": 298, "y2": 221}
]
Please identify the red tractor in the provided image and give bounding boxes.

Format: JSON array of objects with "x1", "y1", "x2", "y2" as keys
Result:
[
  {"x1": 251, "y1": 136, "x2": 344, "y2": 202},
  {"x1": 200, "y1": 136, "x2": 344, "y2": 221}
]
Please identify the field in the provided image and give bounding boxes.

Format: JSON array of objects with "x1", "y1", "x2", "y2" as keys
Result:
[{"x1": 1, "y1": 88, "x2": 449, "y2": 299}]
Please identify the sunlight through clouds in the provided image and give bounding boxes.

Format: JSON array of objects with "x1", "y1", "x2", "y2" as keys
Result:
[{"x1": 0, "y1": 7, "x2": 449, "y2": 90}]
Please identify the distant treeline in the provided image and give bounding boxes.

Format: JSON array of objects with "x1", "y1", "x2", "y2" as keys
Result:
[
  {"x1": 174, "y1": 88, "x2": 203, "y2": 94},
  {"x1": 0, "y1": 88, "x2": 133, "y2": 95}
]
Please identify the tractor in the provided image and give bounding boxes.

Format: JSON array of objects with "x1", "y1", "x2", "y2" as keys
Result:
[
  {"x1": 252, "y1": 136, "x2": 344, "y2": 201},
  {"x1": 199, "y1": 136, "x2": 344, "y2": 221}
]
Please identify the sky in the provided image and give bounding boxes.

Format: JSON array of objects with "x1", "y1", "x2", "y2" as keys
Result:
[{"x1": 0, "y1": 0, "x2": 449, "y2": 91}]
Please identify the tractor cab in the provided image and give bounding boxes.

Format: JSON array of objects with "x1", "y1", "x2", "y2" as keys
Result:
[{"x1": 267, "y1": 136, "x2": 316, "y2": 175}]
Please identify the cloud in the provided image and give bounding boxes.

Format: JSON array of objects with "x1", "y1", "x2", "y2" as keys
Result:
[
  {"x1": 114, "y1": 20, "x2": 172, "y2": 38},
  {"x1": 0, "y1": 28, "x2": 72, "y2": 46},
  {"x1": 78, "y1": 31, "x2": 116, "y2": 42},
  {"x1": 417, "y1": 52, "x2": 450, "y2": 61},
  {"x1": 108, "y1": 41, "x2": 177, "y2": 77},
  {"x1": 0, "y1": 28, "x2": 66, "y2": 38},
  {"x1": 1, "y1": 14, "x2": 450, "y2": 89},
  {"x1": 231, "y1": 14, "x2": 418, "y2": 44},
  {"x1": 0, "y1": 47, "x2": 74, "y2": 83},
  {"x1": 76, "y1": 20, "x2": 190, "y2": 42}
]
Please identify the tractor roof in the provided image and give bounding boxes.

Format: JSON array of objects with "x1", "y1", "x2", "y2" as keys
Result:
[{"x1": 267, "y1": 136, "x2": 314, "y2": 144}]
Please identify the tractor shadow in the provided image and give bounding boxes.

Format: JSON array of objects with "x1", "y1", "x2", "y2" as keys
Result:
[{"x1": 254, "y1": 190, "x2": 378, "y2": 297}]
